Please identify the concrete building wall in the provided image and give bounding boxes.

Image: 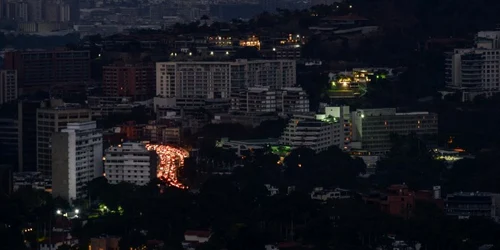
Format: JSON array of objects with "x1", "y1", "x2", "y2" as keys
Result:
[{"x1": 51, "y1": 132, "x2": 69, "y2": 200}]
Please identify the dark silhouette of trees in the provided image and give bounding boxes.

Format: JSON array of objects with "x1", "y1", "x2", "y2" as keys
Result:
[{"x1": 372, "y1": 133, "x2": 445, "y2": 190}]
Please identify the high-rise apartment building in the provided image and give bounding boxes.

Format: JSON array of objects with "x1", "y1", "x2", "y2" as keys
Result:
[
  {"x1": 36, "y1": 103, "x2": 91, "y2": 177},
  {"x1": 279, "y1": 87, "x2": 309, "y2": 114},
  {"x1": 231, "y1": 87, "x2": 277, "y2": 113},
  {"x1": 18, "y1": 99, "x2": 43, "y2": 172},
  {"x1": 445, "y1": 48, "x2": 500, "y2": 101},
  {"x1": 351, "y1": 108, "x2": 438, "y2": 154},
  {"x1": 52, "y1": 121, "x2": 103, "y2": 201},
  {"x1": 27, "y1": 0, "x2": 43, "y2": 21},
  {"x1": 155, "y1": 59, "x2": 296, "y2": 107},
  {"x1": 4, "y1": 50, "x2": 90, "y2": 93},
  {"x1": 281, "y1": 112, "x2": 343, "y2": 153},
  {"x1": 445, "y1": 31, "x2": 500, "y2": 101},
  {"x1": 104, "y1": 142, "x2": 157, "y2": 186},
  {"x1": 0, "y1": 70, "x2": 17, "y2": 105},
  {"x1": 103, "y1": 63, "x2": 155, "y2": 100},
  {"x1": 321, "y1": 105, "x2": 351, "y2": 149},
  {"x1": 0, "y1": 118, "x2": 20, "y2": 170},
  {"x1": 230, "y1": 86, "x2": 309, "y2": 114},
  {"x1": 476, "y1": 31, "x2": 500, "y2": 49}
]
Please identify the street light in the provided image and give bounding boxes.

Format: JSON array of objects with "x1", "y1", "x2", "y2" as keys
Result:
[
  {"x1": 74, "y1": 209, "x2": 79, "y2": 214},
  {"x1": 56, "y1": 209, "x2": 62, "y2": 215}
]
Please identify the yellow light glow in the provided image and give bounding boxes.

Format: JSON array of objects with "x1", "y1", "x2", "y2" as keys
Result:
[{"x1": 146, "y1": 144, "x2": 189, "y2": 189}]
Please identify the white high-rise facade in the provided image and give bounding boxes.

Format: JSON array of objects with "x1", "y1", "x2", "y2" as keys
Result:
[
  {"x1": 280, "y1": 109, "x2": 344, "y2": 153},
  {"x1": 155, "y1": 59, "x2": 296, "y2": 108},
  {"x1": 104, "y1": 142, "x2": 156, "y2": 186},
  {"x1": 445, "y1": 31, "x2": 500, "y2": 101},
  {"x1": 51, "y1": 121, "x2": 103, "y2": 202}
]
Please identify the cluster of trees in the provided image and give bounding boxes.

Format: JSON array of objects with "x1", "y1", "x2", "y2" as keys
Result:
[{"x1": 0, "y1": 188, "x2": 70, "y2": 249}]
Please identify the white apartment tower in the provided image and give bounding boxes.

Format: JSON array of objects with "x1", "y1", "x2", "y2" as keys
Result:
[
  {"x1": 281, "y1": 112, "x2": 343, "y2": 153},
  {"x1": 104, "y1": 142, "x2": 156, "y2": 186},
  {"x1": 445, "y1": 31, "x2": 500, "y2": 101},
  {"x1": 0, "y1": 70, "x2": 17, "y2": 104},
  {"x1": 155, "y1": 59, "x2": 296, "y2": 107},
  {"x1": 51, "y1": 121, "x2": 103, "y2": 202}
]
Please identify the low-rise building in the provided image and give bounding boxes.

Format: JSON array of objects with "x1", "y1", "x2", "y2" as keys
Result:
[
  {"x1": 104, "y1": 142, "x2": 157, "y2": 186},
  {"x1": 13, "y1": 172, "x2": 50, "y2": 192},
  {"x1": 351, "y1": 108, "x2": 438, "y2": 155},
  {"x1": 265, "y1": 184, "x2": 280, "y2": 196},
  {"x1": 216, "y1": 138, "x2": 280, "y2": 156},
  {"x1": 182, "y1": 230, "x2": 211, "y2": 250},
  {"x1": 39, "y1": 232, "x2": 77, "y2": 250},
  {"x1": 212, "y1": 112, "x2": 280, "y2": 128},
  {"x1": 364, "y1": 184, "x2": 416, "y2": 218},
  {"x1": 310, "y1": 187, "x2": 351, "y2": 201},
  {"x1": 230, "y1": 86, "x2": 309, "y2": 115},
  {"x1": 90, "y1": 236, "x2": 120, "y2": 250},
  {"x1": 445, "y1": 192, "x2": 500, "y2": 221}
]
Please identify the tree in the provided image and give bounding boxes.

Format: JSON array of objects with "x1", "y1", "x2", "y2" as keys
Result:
[
  {"x1": 234, "y1": 47, "x2": 261, "y2": 59},
  {"x1": 372, "y1": 133, "x2": 445, "y2": 190}
]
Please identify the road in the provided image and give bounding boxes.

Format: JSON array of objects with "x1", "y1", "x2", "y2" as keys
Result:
[{"x1": 145, "y1": 144, "x2": 189, "y2": 189}]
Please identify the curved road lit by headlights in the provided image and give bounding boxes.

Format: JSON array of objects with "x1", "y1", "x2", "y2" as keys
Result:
[{"x1": 145, "y1": 144, "x2": 189, "y2": 189}]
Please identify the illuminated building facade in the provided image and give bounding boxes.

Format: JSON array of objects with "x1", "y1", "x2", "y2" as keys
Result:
[
  {"x1": 209, "y1": 35, "x2": 233, "y2": 47},
  {"x1": 329, "y1": 68, "x2": 395, "y2": 99},
  {"x1": 271, "y1": 34, "x2": 305, "y2": 59},
  {"x1": 239, "y1": 35, "x2": 261, "y2": 50},
  {"x1": 351, "y1": 108, "x2": 438, "y2": 154},
  {"x1": 51, "y1": 121, "x2": 102, "y2": 201},
  {"x1": 104, "y1": 142, "x2": 157, "y2": 186}
]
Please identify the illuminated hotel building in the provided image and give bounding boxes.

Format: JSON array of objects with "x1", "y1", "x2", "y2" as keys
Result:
[
  {"x1": 239, "y1": 35, "x2": 261, "y2": 50},
  {"x1": 272, "y1": 34, "x2": 305, "y2": 60},
  {"x1": 51, "y1": 121, "x2": 103, "y2": 201},
  {"x1": 351, "y1": 108, "x2": 438, "y2": 154}
]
